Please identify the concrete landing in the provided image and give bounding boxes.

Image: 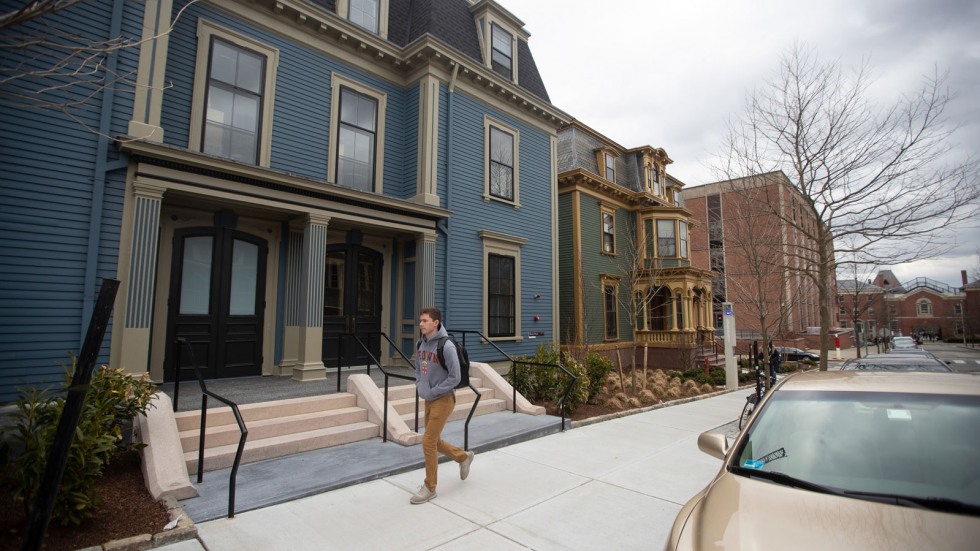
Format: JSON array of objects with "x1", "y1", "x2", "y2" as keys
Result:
[{"x1": 179, "y1": 410, "x2": 565, "y2": 522}]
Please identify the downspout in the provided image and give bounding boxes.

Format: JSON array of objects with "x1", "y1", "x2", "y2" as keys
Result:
[
  {"x1": 80, "y1": 0, "x2": 126, "y2": 344},
  {"x1": 441, "y1": 63, "x2": 460, "y2": 320}
]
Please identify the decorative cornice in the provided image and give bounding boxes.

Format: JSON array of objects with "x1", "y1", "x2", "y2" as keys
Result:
[{"x1": 251, "y1": 0, "x2": 569, "y2": 128}]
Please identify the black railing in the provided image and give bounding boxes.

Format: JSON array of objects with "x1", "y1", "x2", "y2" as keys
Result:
[
  {"x1": 342, "y1": 331, "x2": 420, "y2": 441},
  {"x1": 452, "y1": 330, "x2": 575, "y2": 432},
  {"x1": 172, "y1": 339, "x2": 248, "y2": 519}
]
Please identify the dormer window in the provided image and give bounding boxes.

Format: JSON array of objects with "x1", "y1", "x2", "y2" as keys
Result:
[
  {"x1": 491, "y1": 24, "x2": 513, "y2": 79},
  {"x1": 604, "y1": 153, "x2": 616, "y2": 183},
  {"x1": 336, "y1": 0, "x2": 389, "y2": 38},
  {"x1": 349, "y1": 0, "x2": 379, "y2": 33}
]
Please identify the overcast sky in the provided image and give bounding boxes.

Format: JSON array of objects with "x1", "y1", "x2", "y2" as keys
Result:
[{"x1": 497, "y1": 0, "x2": 980, "y2": 287}]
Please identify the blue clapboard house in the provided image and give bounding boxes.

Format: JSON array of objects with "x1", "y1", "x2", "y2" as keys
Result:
[{"x1": 0, "y1": 0, "x2": 569, "y2": 402}]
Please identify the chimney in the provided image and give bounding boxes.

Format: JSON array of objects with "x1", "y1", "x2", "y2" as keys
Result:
[{"x1": 963, "y1": 270, "x2": 969, "y2": 286}]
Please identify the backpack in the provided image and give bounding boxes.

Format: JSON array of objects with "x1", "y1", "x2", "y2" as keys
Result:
[{"x1": 435, "y1": 334, "x2": 470, "y2": 389}]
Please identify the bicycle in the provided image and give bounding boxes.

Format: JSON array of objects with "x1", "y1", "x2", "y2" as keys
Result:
[{"x1": 738, "y1": 364, "x2": 778, "y2": 429}]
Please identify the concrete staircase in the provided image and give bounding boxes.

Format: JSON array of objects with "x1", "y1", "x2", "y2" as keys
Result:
[{"x1": 176, "y1": 376, "x2": 504, "y2": 474}]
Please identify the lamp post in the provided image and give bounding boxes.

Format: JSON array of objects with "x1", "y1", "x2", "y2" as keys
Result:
[{"x1": 962, "y1": 300, "x2": 967, "y2": 347}]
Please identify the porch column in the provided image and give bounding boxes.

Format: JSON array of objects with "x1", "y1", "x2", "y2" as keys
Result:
[
  {"x1": 414, "y1": 232, "x2": 436, "y2": 312},
  {"x1": 293, "y1": 214, "x2": 330, "y2": 381},
  {"x1": 671, "y1": 293, "x2": 679, "y2": 331},
  {"x1": 117, "y1": 180, "x2": 164, "y2": 373},
  {"x1": 280, "y1": 225, "x2": 303, "y2": 376}
]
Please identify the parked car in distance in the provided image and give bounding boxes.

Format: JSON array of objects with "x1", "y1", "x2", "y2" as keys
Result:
[
  {"x1": 776, "y1": 347, "x2": 819, "y2": 362},
  {"x1": 885, "y1": 348, "x2": 940, "y2": 359},
  {"x1": 841, "y1": 353, "x2": 952, "y2": 372},
  {"x1": 891, "y1": 336, "x2": 919, "y2": 350},
  {"x1": 664, "y1": 371, "x2": 980, "y2": 551}
]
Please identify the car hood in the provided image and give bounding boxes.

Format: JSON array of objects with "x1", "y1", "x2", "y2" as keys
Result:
[{"x1": 682, "y1": 473, "x2": 980, "y2": 550}]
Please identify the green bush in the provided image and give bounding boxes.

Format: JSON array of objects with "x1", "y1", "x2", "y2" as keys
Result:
[
  {"x1": 1, "y1": 359, "x2": 156, "y2": 526},
  {"x1": 583, "y1": 352, "x2": 613, "y2": 404},
  {"x1": 510, "y1": 343, "x2": 588, "y2": 414}
]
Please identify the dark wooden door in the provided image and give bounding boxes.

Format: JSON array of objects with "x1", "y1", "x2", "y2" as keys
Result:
[
  {"x1": 166, "y1": 228, "x2": 267, "y2": 381},
  {"x1": 322, "y1": 244, "x2": 382, "y2": 367}
]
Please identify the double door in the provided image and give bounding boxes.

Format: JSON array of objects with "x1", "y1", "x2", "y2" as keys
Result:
[
  {"x1": 165, "y1": 227, "x2": 267, "y2": 381},
  {"x1": 322, "y1": 244, "x2": 382, "y2": 368}
]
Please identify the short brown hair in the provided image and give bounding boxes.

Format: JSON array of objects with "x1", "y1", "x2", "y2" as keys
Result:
[{"x1": 420, "y1": 307, "x2": 442, "y2": 323}]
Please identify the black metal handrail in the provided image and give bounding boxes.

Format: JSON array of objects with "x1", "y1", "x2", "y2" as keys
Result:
[
  {"x1": 337, "y1": 332, "x2": 420, "y2": 441},
  {"x1": 172, "y1": 339, "x2": 248, "y2": 519},
  {"x1": 450, "y1": 330, "x2": 575, "y2": 432}
]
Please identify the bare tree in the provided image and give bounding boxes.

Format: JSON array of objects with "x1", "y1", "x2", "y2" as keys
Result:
[
  {"x1": 598, "y1": 216, "x2": 669, "y2": 392},
  {"x1": 1, "y1": 0, "x2": 198, "y2": 135},
  {"x1": 724, "y1": 179, "x2": 805, "y2": 388},
  {"x1": 716, "y1": 43, "x2": 980, "y2": 370},
  {"x1": 835, "y1": 255, "x2": 884, "y2": 358},
  {"x1": 971, "y1": 247, "x2": 980, "y2": 284}
]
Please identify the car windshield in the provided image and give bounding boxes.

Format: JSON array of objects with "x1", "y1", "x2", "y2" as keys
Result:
[{"x1": 734, "y1": 391, "x2": 980, "y2": 509}]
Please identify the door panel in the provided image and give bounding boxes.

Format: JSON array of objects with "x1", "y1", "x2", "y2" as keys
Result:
[
  {"x1": 323, "y1": 244, "x2": 383, "y2": 368},
  {"x1": 166, "y1": 228, "x2": 267, "y2": 381}
]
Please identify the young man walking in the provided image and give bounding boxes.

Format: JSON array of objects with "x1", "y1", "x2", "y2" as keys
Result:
[{"x1": 410, "y1": 307, "x2": 474, "y2": 504}]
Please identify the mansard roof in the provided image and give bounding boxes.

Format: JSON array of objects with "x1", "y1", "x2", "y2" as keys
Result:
[{"x1": 308, "y1": 0, "x2": 551, "y2": 102}]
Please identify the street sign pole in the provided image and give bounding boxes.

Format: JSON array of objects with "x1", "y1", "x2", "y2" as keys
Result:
[{"x1": 723, "y1": 302, "x2": 736, "y2": 390}]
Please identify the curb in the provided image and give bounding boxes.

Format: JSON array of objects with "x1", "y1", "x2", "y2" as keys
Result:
[{"x1": 94, "y1": 497, "x2": 196, "y2": 551}]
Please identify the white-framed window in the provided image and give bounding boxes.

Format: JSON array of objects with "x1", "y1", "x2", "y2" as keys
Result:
[
  {"x1": 328, "y1": 73, "x2": 387, "y2": 193},
  {"x1": 652, "y1": 166, "x2": 661, "y2": 196},
  {"x1": 490, "y1": 23, "x2": 513, "y2": 79},
  {"x1": 953, "y1": 303, "x2": 963, "y2": 315},
  {"x1": 480, "y1": 231, "x2": 525, "y2": 340},
  {"x1": 189, "y1": 20, "x2": 279, "y2": 166},
  {"x1": 336, "y1": 0, "x2": 389, "y2": 37},
  {"x1": 484, "y1": 117, "x2": 519, "y2": 206},
  {"x1": 601, "y1": 206, "x2": 615, "y2": 255},
  {"x1": 889, "y1": 304, "x2": 898, "y2": 316},
  {"x1": 916, "y1": 299, "x2": 932, "y2": 316}
]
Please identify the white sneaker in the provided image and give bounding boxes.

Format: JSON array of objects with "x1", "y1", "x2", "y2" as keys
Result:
[
  {"x1": 459, "y1": 451, "x2": 474, "y2": 480},
  {"x1": 410, "y1": 484, "x2": 436, "y2": 504}
]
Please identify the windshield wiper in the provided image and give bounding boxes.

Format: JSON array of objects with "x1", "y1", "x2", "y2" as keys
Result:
[
  {"x1": 729, "y1": 467, "x2": 849, "y2": 498},
  {"x1": 836, "y1": 491, "x2": 980, "y2": 516}
]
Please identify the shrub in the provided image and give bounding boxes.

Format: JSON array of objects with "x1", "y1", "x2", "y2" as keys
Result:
[
  {"x1": 583, "y1": 352, "x2": 613, "y2": 404},
  {"x1": 511, "y1": 343, "x2": 588, "y2": 414},
  {"x1": 1, "y1": 359, "x2": 156, "y2": 526}
]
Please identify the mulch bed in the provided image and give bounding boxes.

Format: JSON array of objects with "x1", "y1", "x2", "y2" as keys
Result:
[{"x1": 0, "y1": 451, "x2": 171, "y2": 551}]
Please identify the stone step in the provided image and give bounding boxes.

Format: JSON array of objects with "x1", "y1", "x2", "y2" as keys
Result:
[
  {"x1": 185, "y1": 421, "x2": 380, "y2": 474},
  {"x1": 389, "y1": 384, "x2": 490, "y2": 415},
  {"x1": 174, "y1": 393, "x2": 358, "y2": 431},
  {"x1": 400, "y1": 397, "x2": 509, "y2": 426},
  {"x1": 179, "y1": 406, "x2": 368, "y2": 452}
]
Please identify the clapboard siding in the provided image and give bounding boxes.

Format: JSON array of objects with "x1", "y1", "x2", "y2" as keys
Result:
[
  {"x1": 0, "y1": 0, "x2": 124, "y2": 401},
  {"x1": 158, "y1": 3, "x2": 417, "y2": 191},
  {"x1": 558, "y1": 193, "x2": 576, "y2": 342},
  {"x1": 438, "y1": 90, "x2": 555, "y2": 360}
]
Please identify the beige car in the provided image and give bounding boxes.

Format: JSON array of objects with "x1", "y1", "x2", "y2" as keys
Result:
[{"x1": 665, "y1": 371, "x2": 980, "y2": 551}]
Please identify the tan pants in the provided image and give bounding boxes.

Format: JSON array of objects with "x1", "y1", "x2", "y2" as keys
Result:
[{"x1": 422, "y1": 393, "x2": 467, "y2": 491}]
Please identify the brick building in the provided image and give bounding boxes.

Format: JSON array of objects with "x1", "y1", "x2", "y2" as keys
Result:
[
  {"x1": 685, "y1": 172, "x2": 835, "y2": 349},
  {"x1": 838, "y1": 269, "x2": 979, "y2": 342}
]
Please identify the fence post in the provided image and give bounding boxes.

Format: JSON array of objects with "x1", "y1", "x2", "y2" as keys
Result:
[{"x1": 23, "y1": 279, "x2": 119, "y2": 551}]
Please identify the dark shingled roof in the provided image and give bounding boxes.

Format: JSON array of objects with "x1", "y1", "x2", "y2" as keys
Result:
[{"x1": 310, "y1": 0, "x2": 551, "y2": 102}]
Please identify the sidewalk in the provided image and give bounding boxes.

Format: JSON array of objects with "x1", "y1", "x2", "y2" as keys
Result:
[{"x1": 158, "y1": 389, "x2": 747, "y2": 551}]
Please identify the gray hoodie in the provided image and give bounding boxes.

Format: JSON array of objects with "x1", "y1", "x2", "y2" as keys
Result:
[{"x1": 415, "y1": 323, "x2": 460, "y2": 401}]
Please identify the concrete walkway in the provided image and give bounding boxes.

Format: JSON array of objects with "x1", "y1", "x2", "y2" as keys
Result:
[{"x1": 158, "y1": 388, "x2": 749, "y2": 551}]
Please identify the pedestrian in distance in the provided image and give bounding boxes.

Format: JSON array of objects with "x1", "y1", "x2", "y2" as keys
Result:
[
  {"x1": 768, "y1": 342, "x2": 782, "y2": 388},
  {"x1": 410, "y1": 307, "x2": 474, "y2": 504}
]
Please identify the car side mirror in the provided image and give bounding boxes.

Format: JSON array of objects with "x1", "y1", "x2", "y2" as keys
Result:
[{"x1": 697, "y1": 431, "x2": 729, "y2": 460}]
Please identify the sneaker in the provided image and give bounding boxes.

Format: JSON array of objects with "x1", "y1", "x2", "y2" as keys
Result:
[
  {"x1": 410, "y1": 484, "x2": 436, "y2": 504},
  {"x1": 459, "y1": 451, "x2": 475, "y2": 481}
]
